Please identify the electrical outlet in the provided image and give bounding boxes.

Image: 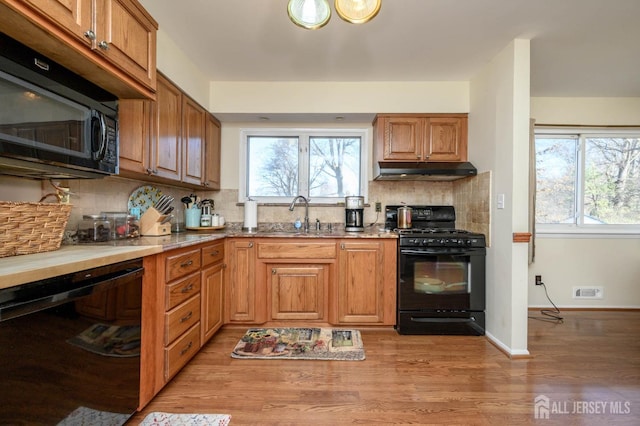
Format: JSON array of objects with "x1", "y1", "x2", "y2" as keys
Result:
[
  {"x1": 535, "y1": 275, "x2": 543, "y2": 286},
  {"x1": 375, "y1": 202, "x2": 381, "y2": 212}
]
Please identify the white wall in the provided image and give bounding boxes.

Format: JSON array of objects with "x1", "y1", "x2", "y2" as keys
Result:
[
  {"x1": 210, "y1": 81, "x2": 469, "y2": 114},
  {"x1": 529, "y1": 97, "x2": 640, "y2": 308},
  {"x1": 470, "y1": 39, "x2": 531, "y2": 356}
]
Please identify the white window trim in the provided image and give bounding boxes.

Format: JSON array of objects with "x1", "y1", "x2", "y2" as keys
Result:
[
  {"x1": 238, "y1": 127, "x2": 369, "y2": 204},
  {"x1": 535, "y1": 126, "x2": 640, "y2": 237}
]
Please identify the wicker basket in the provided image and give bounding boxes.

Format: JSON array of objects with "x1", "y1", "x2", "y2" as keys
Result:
[{"x1": 0, "y1": 201, "x2": 72, "y2": 258}]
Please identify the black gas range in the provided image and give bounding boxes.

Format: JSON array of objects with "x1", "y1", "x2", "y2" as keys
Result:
[{"x1": 385, "y1": 205, "x2": 487, "y2": 335}]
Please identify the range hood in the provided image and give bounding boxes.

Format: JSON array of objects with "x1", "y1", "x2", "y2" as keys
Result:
[{"x1": 374, "y1": 161, "x2": 477, "y2": 181}]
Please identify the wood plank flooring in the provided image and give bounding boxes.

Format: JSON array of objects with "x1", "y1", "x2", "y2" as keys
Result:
[{"x1": 127, "y1": 311, "x2": 640, "y2": 425}]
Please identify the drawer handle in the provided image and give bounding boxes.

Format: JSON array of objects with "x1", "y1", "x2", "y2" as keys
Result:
[
  {"x1": 209, "y1": 250, "x2": 219, "y2": 256},
  {"x1": 180, "y1": 341, "x2": 193, "y2": 356},
  {"x1": 180, "y1": 311, "x2": 193, "y2": 322},
  {"x1": 180, "y1": 260, "x2": 194, "y2": 268},
  {"x1": 181, "y1": 284, "x2": 194, "y2": 293}
]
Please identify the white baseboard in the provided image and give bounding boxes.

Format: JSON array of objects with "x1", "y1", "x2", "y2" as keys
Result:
[
  {"x1": 528, "y1": 305, "x2": 640, "y2": 310},
  {"x1": 485, "y1": 331, "x2": 531, "y2": 359}
]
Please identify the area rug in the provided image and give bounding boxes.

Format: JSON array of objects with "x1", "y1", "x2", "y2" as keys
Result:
[
  {"x1": 231, "y1": 327, "x2": 365, "y2": 360},
  {"x1": 57, "y1": 406, "x2": 131, "y2": 426},
  {"x1": 67, "y1": 323, "x2": 140, "y2": 357},
  {"x1": 139, "y1": 412, "x2": 231, "y2": 426}
]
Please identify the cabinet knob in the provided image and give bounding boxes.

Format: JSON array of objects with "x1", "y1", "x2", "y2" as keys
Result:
[
  {"x1": 248, "y1": 242, "x2": 254, "y2": 248},
  {"x1": 98, "y1": 41, "x2": 110, "y2": 50},
  {"x1": 272, "y1": 268, "x2": 277, "y2": 275},
  {"x1": 84, "y1": 30, "x2": 96, "y2": 40},
  {"x1": 340, "y1": 243, "x2": 346, "y2": 250}
]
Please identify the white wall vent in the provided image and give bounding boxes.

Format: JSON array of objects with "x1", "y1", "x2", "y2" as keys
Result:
[{"x1": 572, "y1": 286, "x2": 604, "y2": 299}]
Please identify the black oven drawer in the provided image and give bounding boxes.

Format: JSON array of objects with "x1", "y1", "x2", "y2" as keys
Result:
[{"x1": 397, "y1": 311, "x2": 485, "y2": 335}]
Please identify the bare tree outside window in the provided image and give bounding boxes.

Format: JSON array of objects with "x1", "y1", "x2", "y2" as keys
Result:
[
  {"x1": 309, "y1": 137, "x2": 361, "y2": 198},
  {"x1": 535, "y1": 133, "x2": 640, "y2": 227},
  {"x1": 246, "y1": 132, "x2": 364, "y2": 201}
]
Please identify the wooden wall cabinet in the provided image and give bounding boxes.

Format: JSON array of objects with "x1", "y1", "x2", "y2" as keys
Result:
[
  {"x1": 119, "y1": 74, "x2": 222, "y2": 189},
  {"x1": 332, "y1": 239, "x2": 397, "y2": 325},
  {"x1": 373, "y1": 114, "x2": 468, "y2": 163},
  {"x1": 0, "y1": 0, "x2": 157, "y2": 98}
]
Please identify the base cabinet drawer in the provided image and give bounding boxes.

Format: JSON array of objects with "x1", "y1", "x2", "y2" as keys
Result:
[
  {"x1": 165, "y1": 322, "x2": 200, "y2": 380},
  {"x1": 165, "y1": 294, "x2": 201, "y2": 344}
]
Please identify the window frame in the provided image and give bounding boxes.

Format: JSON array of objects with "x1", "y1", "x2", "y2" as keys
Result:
[
  {"x1": 535, "y1": 126, "x2": 640, "y2": 237},
  {"x1": 239, "y1": 127, "x2": 369, "y2": 204}
]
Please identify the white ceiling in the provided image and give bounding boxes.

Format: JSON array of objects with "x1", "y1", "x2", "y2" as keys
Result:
[{"x1": 140, "y1": 0, "x2": 640, "y2": 99}]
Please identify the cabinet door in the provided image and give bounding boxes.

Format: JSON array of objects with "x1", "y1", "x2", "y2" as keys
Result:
[
  {"x1": 201, "y1": 262, "x2": 224, "y2": 344},
  {"x1": 94, "y1": 0, "x2": 156, "y2": 90},
  {"x1": 118, "y1": 98, "x2": 152, "y2": 175},
  {"x1": 269, "y1": 264, "x2": 326, "y2": 320},
  {"x1": 380, "y1": 116, "x2": 424, "y2": 161},
  {"x1": 203, "y1": 114, "x2": 221, "y2": 190},
  {"x1": 181, "y1": 96, "x2": 206, "y2": 185},
  {"x1": 336, "y1": 241, "x2": 385, "y2": 324},
  {"x1": 226, "y1": 240, "x2": 260, "y2": 323},
  {"x1": 23, "y1": 0, "x2": 93, "y2": 46},
  {"x1": 151, "y1": 75, "x2": 182, "y2": 181},
  {"x1": 426, "y1": 117, "x2": 468, "y2": 162}
]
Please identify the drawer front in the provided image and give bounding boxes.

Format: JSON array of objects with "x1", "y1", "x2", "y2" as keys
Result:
[
  {"x1": 165, "y1": 273, "x2": 201, "y2": 311},
  {"x1": 165, "y1": 248, "x2": 201, "y2": 282},
  {"x1": 257, "y1": 242, "x2": 336, "y2": 259},
  {"x1": 165, "y1": 295, "x2": 201, "y2": 345},
  {"x1": 165, "y1": 322, "x2": 201, "y2": 380},
  {"x1": 202, "y1": 242, "x2": 224, "y2": 267}
]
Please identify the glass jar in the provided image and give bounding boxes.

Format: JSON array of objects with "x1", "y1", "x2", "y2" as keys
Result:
[
  {"x1": 77, "y1": 214, "x2": 110, "y2": 243},
  {"x1": 126, "y1": 214, "x2": 140, "y2": 238}
]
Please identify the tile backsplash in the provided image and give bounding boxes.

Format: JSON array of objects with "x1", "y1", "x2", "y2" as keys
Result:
[{"x1": 1, "y1": 172, "x2": 491, "y2": 244}]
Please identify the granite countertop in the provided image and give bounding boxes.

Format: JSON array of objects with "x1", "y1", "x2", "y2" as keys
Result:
[{"x1": 0, "y1": 226, "x2": 397, "y2": 289}]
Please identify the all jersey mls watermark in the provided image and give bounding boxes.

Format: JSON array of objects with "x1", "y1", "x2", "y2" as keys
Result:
[{"x1": 534, "y1": 395, "x2": 632, "y2": 419}]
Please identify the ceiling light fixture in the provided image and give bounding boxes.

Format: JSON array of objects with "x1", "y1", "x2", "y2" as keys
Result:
[
  {"x1": 334, "y1": 0, "x2": 381, "y2": 24},
  {"x1": 287, "y1": 0, "x2": 332, "y2": 30}
]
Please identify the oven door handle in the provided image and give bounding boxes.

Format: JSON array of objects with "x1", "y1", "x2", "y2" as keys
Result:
[{"x1": 400, "y1": 248, "x2": 476, "y2": 255}]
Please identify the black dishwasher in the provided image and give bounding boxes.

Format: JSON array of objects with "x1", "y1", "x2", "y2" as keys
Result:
[{"x1": 0, "y1": 258, "x2": 144, "y2": 425}]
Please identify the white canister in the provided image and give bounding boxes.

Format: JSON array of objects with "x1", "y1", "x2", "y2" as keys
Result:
[{"x1": 200, "y1": 214, "x2": 212, "y2": 227}]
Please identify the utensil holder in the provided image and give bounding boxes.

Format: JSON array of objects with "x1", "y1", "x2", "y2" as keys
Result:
[{"x1": 139, "y1": 207, "x2": 171, "y2": 236}]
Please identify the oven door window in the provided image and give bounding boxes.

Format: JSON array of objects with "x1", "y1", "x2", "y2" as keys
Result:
[{"x1": 399, "y1": 252, "x2": 476, "y2": 311}]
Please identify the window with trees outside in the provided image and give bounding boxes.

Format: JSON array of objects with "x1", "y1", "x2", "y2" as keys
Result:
[
  {"x1": 239, "y1": 129, "x2": 367, "y2": 203},
  {"x1": 535, "y1": 127, "x2": 640, "y2": 235}
]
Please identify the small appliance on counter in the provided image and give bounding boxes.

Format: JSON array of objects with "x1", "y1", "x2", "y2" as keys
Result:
[{"x1": 344, "y1": 196, "x2": 364, "y2": 232}]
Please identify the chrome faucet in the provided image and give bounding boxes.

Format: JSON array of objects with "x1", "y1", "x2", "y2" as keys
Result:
[{"x1": 289, "y1": 195, "x2": 310, "y2": 232}]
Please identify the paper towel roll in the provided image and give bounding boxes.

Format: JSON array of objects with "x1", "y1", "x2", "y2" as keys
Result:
[{"x1": 243, "y1": 199, "x2": 258, "y2": 231}]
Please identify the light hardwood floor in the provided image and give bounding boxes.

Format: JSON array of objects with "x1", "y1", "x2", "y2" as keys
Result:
[{"x1": 128, "y1": 311, "x2": 640, "y2": 425}]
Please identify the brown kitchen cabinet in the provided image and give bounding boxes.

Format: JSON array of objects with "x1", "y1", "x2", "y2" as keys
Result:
[
  {"x1": 373, "y1": 114, "x2": 468, "y2": 162},
  {"x1": 257, "y1": 240, "x2": 336, "y2": 322},
  {"x1": 204, "y1": 113, "x2": 222, "y2": 190},
  {"x1": 119, "y1": 74, "x2": 222, "y2": 189},
  {"x1": 181, "y1": 95, "x2": 206, "y2": 186},
  {"x1": 0, "y1": 0, "x2": 157, "y2": 98},
  {"x1": 201, "y1": 241, "x2": 225, "y2": 344},
  {"x1": 268, "y1": 264, "x2": 328, "y2": 321},
  {"x1": 225, "y1": 239, "x2": 262, "y2": 323},
  {"x1": 332, "y1": 239, "x2": 397, "y2": 325}
]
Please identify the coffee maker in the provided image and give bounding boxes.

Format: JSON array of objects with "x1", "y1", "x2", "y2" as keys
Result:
[{"x1": 345, "y1": 196, "x2": 364, "y2": 232}]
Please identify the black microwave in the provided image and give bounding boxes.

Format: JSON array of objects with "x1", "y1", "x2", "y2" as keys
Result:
[{"x1": 0, "y1": 33, "x2": 118, "y2": 179}]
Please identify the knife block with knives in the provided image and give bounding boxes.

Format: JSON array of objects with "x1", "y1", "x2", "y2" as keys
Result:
[{"x1": 139, "y1": 207, "x2": 172, "y2": 236}]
